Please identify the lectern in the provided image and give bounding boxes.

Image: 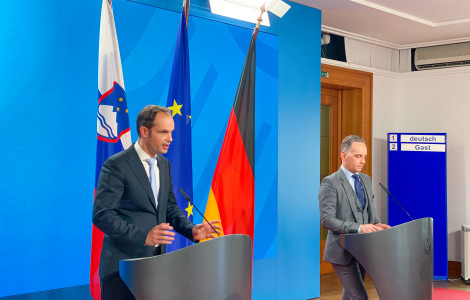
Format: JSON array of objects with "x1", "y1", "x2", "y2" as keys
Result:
[
  {"x1": 340, "y1": 218, "x2": 433, "y2": 300},
  {"x1": 119, "y1": 234, "x2": 252, "y2": 300}
]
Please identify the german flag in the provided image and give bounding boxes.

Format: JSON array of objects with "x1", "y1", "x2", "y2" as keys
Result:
[{"x1": 204, "y1": 28, "x2": 258, "y2": 241}]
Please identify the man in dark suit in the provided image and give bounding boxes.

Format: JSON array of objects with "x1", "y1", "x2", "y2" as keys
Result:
[
  {"x1": 93, "y1": 105, "x2": 221, "y2": 300},
  {"x1": 319, "y1": 135, "x2": 390, "y2": 300}
]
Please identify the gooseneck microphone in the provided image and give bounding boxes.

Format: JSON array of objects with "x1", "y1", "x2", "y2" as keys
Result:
[
  {"x1": 379, "y1": 183, "x2": 414, "y2": 221},
  {"x1": 178, "y1": 188, "x2": 221, "y2": 237}
]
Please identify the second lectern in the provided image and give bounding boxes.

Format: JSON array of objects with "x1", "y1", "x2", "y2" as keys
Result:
[
  {"x1": 120, "y1": 234, "x2": 252, "y2": 300},
  {"x1": 340, "y1": 217, "x2": 433, "y2": 300}
]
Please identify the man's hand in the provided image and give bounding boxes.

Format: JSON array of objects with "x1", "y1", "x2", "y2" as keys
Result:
[
  {"x1": 375, "y1": 223, "x2": 391, "y2": 230},
  {"x1": 145, "y1": 223, "x2": 175, "y2": 246},
  {"x1": 359, "y1": 223, "x2": 383, "y2": 233},
  {"x1": 192, "y1": 220, "x2": 222, "y2": 241}
]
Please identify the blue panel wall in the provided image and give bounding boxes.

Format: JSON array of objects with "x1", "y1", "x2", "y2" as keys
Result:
[
  {"x1": 0, "y1": 1, "x2": 100, "y2": 296},
  {"x1": 277, "y1": 2, "x2": 321, "y2": 299},
  {"x1": 0, "y1": 0, "x2": 320, "y2": 298}
]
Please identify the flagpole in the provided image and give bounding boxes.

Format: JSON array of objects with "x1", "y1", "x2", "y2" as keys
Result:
[
  {"x1": 183, "y1": 0, "x2": 190, "y2": 29},
  {"x1": 165, "y1": 0, "x2": 193, "y2": 253},
  {"x1": 254, "y1": 2, "x2": 265, "y2": 39}
]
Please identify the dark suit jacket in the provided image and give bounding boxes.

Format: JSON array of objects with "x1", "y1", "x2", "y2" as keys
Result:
[
  {"x1": 319, "y1": 168, "x2": 380, "y2": 265},
  {"x1": 93, "y1": 144, "x2": 195, "y2": 280}
]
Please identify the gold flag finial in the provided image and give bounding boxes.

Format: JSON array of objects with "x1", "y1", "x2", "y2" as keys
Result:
[{"x1": 256, "y1": 2, "x2": 266, "y2": 29}]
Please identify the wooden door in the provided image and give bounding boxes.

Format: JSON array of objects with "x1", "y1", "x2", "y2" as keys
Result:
[
  {"x1": 321, "y1": 64, "x2": 373, "y2": 176},
  {"x1": 319, "y1": 88, "x2": 340, "y2": 275},
  {"x1": 319, "y1": 64, "x2": 373, "y2": 275}
]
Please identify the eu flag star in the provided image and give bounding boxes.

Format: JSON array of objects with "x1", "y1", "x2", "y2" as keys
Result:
[
  {"x1": 168, "y1": 99, "x2": 183, "y2": 117},
  {"x1": 185, "y1": 203, "x2": 193, "y2": 218}
]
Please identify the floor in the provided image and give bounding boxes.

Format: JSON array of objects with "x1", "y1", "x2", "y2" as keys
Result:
[
  {"x1": 3, "y1": 274, "x2": 470, "y2": 299},
  {"x1": 320, "y1": 272, "x2": 470, "y2": 300}
]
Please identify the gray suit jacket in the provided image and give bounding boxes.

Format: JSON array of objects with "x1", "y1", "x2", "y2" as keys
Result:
[
  {"x1": 92, "y1": 144, "x2": 195, "y2": 280},
  {"x1": 319, "y1": 168, "x2": 380, "y2": 265}
]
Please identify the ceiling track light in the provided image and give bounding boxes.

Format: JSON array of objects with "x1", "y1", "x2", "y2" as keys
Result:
[{"x1": 209, "y1": 0, "x2": 291, "y2": 26}]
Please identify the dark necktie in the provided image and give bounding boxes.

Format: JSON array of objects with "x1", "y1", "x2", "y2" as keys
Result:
[{"x1": 352, "y1": 174, "x2": 366, "y2": 209}]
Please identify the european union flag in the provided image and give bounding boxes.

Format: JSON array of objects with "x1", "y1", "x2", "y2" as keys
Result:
[{"x1": 164, "y1": 7, "x2": 193, "y2": 252}]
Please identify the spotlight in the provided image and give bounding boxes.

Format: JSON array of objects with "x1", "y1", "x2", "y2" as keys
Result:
[{"x1": 321, "y1": 33, "x2": 331, "y2": 46}]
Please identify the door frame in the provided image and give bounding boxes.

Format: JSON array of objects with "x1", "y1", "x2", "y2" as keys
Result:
[
  {"x1": 320, "y1": 64, "x2": 373, "y2": 176},
  {"x1": 319, "y1": 63, "x2": 373, "y2": 275}
]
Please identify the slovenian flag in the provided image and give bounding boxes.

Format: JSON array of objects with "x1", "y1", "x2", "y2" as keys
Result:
[
  {"x1": 90, "y1": 0, "x2": 131, "y2": 298},
  {"x1": 164, "y1": 0, "x2": 193, "y2": 253},
  {"x1": 203, "y1": 28, "x2": 258, "y2": 243}
]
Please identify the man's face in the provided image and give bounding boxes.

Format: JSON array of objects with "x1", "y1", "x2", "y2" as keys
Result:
[
  {"x1": 140, "y1": 112, "x2": 174, "y2": 157},
  {"x1": 341, "y1": 141, "x2": 367, "y2": 173}
]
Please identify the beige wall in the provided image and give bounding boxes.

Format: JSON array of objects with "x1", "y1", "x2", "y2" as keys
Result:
[
  {"x1": 373, "y1": 66, "x2": 470, "y2": 262},
  {"x1": 323, "y1": 58, "x2": 470, "y2": 262}
]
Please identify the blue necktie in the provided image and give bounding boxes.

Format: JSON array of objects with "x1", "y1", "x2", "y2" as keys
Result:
[
  {"x1": 352, "y1": 174, "x2": 366, "y2": 209},
  {"x1": 146, "y1": 157, "x2": 158, "y2": 207}
]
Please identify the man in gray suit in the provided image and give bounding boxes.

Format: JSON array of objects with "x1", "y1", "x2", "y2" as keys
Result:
[
  {"x1": 319, "y1": 135, "x2": 390, "y2": 300},
  {"x1": 93, "y1": 105, "x2": 221, "y2": 300}
]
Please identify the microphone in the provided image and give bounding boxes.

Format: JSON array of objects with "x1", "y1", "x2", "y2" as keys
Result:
[
  {"x1": 379, "y1": 183, "x2": 414, "y2": 221},
  {"x1": 178, "y1": 188, "x2": 221, "y2": 237}
]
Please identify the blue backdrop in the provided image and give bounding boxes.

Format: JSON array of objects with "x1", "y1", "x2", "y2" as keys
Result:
[{"x1": 0, "y1": 1, "x2": 320, "y2": 298}]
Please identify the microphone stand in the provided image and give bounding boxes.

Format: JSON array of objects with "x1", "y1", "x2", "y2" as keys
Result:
[
  {"x1": 379, "y1": 183, "x2": 414, "y2": 221},
  {"x1": 178, "y1": 188, "x2": 221, "y2": 237}
]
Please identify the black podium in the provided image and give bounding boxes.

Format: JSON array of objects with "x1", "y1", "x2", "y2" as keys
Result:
[
  {"x1": 119, "y1": 234, "x2": 252, "y2": 300},
  {"x1": 340, "y1": 217, "x2": 433, "y2": 300}
]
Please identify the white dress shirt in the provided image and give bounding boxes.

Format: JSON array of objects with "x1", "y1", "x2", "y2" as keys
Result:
[
  {"x1": 340, "y1": 165, "x2": 359, "y2": 193},
  {"x1": 134, "y1": 142, "x2": 160, "y2": 203}
]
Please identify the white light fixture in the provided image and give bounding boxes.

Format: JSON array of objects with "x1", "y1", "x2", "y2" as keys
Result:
[
  {"x1": 267, "y1": 0, "x2": 290, "y2": 18},
  {"x1": 209, "y1": 0, "x2": 290, "y2": 27},
  {"x1": 321, "y1": 33, "x2": 331, "y2": 46}
]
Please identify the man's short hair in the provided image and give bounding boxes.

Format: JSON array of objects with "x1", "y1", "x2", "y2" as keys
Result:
[
  {"x1": 340, "y1": 135, "x2": 365, "y2": 153},
  {"x1": 136, "y1": 105, "x2": 172, "y2": 137}
]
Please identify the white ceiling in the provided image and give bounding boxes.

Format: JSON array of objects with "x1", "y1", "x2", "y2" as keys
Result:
[{"x1": 292, "y1": 0, "x2": 470, "y2": 49}]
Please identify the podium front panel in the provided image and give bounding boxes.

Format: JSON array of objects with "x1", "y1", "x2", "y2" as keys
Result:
[
  {"x1": 340, "y1": 218, "x2": 433, "y2": 300},
  {"x1": 120, "y1": 234, "x2": 252, "y2": 300}
]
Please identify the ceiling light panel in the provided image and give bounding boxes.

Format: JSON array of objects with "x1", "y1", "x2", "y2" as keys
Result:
[{"x1": 209, "y1": 0, "x2": 271, "y2": 26}]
